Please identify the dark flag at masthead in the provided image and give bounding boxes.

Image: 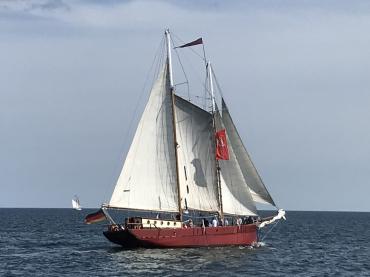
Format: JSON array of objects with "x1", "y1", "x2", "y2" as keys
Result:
[{"x1": 175, "y1": 38, "x2": 203, "y2": 48}]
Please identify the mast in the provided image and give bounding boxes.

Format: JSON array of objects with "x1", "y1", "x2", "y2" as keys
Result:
[
  {"x1": 165, "y1": 29, "x2": 182, "y2": 221},
  {"x1": 207, "y1": 61, "x2": 224, "y2": 220}
]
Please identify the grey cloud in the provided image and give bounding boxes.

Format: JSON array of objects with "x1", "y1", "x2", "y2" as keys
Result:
[
  {"x1": 28, "y1": 0, "x2": 70, "y2": 12},
  {"x1": 1, "y1": 0, "x2": 370, "y2": 211}
]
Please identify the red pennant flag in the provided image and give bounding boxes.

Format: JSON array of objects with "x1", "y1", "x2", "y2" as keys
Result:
[
  {"x1": 84, "y1": 209, "x2": 106, "y2": 224},
  {"x1": 175, "y1": 38, "x2": 203, "y2": 48},
  {"x1": 215, "y1": 129, "x2": 229, "y2": 160}
]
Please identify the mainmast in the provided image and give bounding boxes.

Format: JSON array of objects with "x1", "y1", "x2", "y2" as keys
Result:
[
  {"x1": 165, "y1": 29, "x2": 183, "y2": 221},
  {"x1": 207, "y1": 61, "x2": 224, "y2": 220}
]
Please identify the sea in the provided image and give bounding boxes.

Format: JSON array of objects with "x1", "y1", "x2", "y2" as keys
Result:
[{"x1": 1, "y1": 209, "x2": 369, "y2": 277}]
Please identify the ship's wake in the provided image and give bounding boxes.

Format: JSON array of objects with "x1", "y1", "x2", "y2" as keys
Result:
[{"x1": 239, "y1": 241, "x2": 266, "y2": 250}]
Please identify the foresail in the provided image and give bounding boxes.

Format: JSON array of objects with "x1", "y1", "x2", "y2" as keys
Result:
[
  {"x1": 215, "y1": 112, "x2": 258, "y2": 216},
  {"x1": 174, "y1": 96, "x2": 219, "y2": 212},
  {"x1": 109, "y1": 64, "x2": 179, "y2": 212},
  {"x1": 221, "y1": 99, "x2": 276, "y2": 206},
  {"x1": 219, "y1": 173, "x2": 256, "y2": 216}
]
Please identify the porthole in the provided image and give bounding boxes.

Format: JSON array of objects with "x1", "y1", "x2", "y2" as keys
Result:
[
  {"x1": 147, "y1": 220, "x2": 150, "y2": 224},
  {"x1": 167, "y1": 222, "x2": 170, "y2": 226}
]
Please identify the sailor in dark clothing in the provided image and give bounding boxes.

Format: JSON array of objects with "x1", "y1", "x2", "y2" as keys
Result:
[{"x1": 202, "y1": 218, "x2": 209, "y2": 227}]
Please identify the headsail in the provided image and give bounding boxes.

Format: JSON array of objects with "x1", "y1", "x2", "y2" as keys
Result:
[
  {"x1": 221, "y1": 99, "x2": 276, "y2": 206},
  {"x1": 215, "y1": 112, "x2": 258, "y2": 216},
  {"x1": 174, "y1": 95, "x2": 219, "y2": 212},
  {"x1": 109, "y1": 63, "x2": 179, "y2": 212}
]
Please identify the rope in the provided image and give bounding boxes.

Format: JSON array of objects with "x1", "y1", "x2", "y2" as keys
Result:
[
  {"x1": 171, "y1": 32, "x2": 208, "y2": 108},
  {"x1": 171, "y1": 36, "x2": 190, "y2": 101},
  {"x1": 260, "y1": 220, "x2": 280, "y2": 241}
]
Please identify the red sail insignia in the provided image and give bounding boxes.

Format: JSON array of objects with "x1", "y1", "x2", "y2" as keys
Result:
[
  {"x1": 215, "y1": 129, "x2": 229, "y2": 160},
  {"x1": 84, "y1": 209, "x2": 106, "y2": 224}
]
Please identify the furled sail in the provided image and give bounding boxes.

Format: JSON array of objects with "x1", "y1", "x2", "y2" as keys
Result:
[
  {"x1": 174, "y1": 96, "x2": 219, "y2": 212},
  {"x1": 109, "y1": 63, "x2": 179, "y2": 212},
  {"x1": 221, "y1": 99, "x2": 276, "y2": 206},
  {"x1": 215, "y1": 112, "x2": 258, "y2": 216}
]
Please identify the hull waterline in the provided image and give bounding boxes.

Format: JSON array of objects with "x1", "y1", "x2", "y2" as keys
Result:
[{"x1": 103, "y1": 224, "x2": 258, "y2": 248}]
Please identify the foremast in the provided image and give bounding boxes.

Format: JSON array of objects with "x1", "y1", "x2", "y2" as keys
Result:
[
  {"x1": 207, "y1": 61, "x2": 224, "y2": 220},
  {"x1": 165, "y1": 29, "x2": 183, "y2": 221}
]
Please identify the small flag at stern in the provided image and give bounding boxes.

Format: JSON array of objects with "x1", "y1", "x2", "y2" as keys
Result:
[{"x1": 84, "y1": 209, "x2": 106, "y2": 224}]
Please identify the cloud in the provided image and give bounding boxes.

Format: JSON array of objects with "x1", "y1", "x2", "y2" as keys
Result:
[
  {"x1": 2, "y1": 0, "x2": 370, "y2": 29},
  {"x1": 1, "y1": 0, "x2": 370, "y2": 210},
  {"x1": 0, "y1": 0, "x2": 70, "y2": 13}
]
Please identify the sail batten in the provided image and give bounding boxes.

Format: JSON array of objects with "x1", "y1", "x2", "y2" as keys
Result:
[{"x1": 109, "y1": 64, "x2": 179, "y2": 212}]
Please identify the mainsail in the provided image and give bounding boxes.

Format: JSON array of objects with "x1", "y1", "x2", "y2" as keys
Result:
[
  {"x1": 174, "y1": 95, "x2": 219, "y2": 212},
  {"x1": 221, "y1": 99, "x2": 276, "y2": 206},
  {"x1": 109, "y1": 63, "x2": 179, "y2": 212}
]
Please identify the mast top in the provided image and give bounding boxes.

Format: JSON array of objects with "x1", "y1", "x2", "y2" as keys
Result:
[
  {"x1": 165, "y1": 29, "x2": 174, "y2": 88},
  {"x1": 207, "y1": 61, "x2": 216, "y2": 114}
]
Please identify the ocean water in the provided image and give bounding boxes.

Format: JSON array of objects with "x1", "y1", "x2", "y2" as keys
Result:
[{"x1": 1, "y1": 209, "x2": 369, "y2": 276}]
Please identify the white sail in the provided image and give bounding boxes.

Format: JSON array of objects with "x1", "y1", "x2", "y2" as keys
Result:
[
  {"x1": 109, "y1": 63, "x2": 179, "y2": 212},
  {"x1": 219, "y1": 173, "x2": 255, "y2": 216},
  {"x1": 215, "y1": 112, "x2": 258, "y2": 216},
  {"x1": 221, "y1": 99, "x2": 276, "y2": 206},
  {"x1": 174, "y1": 96, "x2": 219, "y2": 212},
  {"x1": 72, "y1": 197, "x2": 81, "y2": 210}
]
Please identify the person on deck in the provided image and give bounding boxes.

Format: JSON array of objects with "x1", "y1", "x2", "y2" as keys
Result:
[{"x1": 212, "y1": 217, "x2": 218, "y2": 227}]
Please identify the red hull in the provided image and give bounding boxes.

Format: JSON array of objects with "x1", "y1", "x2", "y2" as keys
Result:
[{"x1": 103, "y1": 224, "x2": 258, "y2": 248}]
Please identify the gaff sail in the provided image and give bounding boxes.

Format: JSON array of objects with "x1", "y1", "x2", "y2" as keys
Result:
[{"x1": 174, "y1": 95, "x2": 219, "y2": 213}]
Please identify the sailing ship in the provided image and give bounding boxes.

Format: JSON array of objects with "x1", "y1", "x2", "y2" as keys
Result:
[
  {"x1": 72, "y1": 195, "x2": 82, "y2": 211},
  {"x1": 86, "y1": 29, "x2": 285, "y2": 248}
]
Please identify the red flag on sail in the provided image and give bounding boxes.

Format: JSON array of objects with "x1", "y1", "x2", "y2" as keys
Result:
[
  {"x1": 175, "y1": 38, "x2": 203, "y2": 48},
  {"x1": 84, "y1": 209, "x2": 106, "y2": 224},
  {"x1": 215, "y1": 129, "x2": 229, "y2": 160}
]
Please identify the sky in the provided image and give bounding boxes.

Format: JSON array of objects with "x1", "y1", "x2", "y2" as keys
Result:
[{"x1": 1, "y1": 0, "x2": 370, "y2": 211}]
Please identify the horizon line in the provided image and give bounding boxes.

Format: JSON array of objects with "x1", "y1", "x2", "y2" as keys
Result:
[{"x1": 0, "y1": 207, "x2": 369, "y2": 213}]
